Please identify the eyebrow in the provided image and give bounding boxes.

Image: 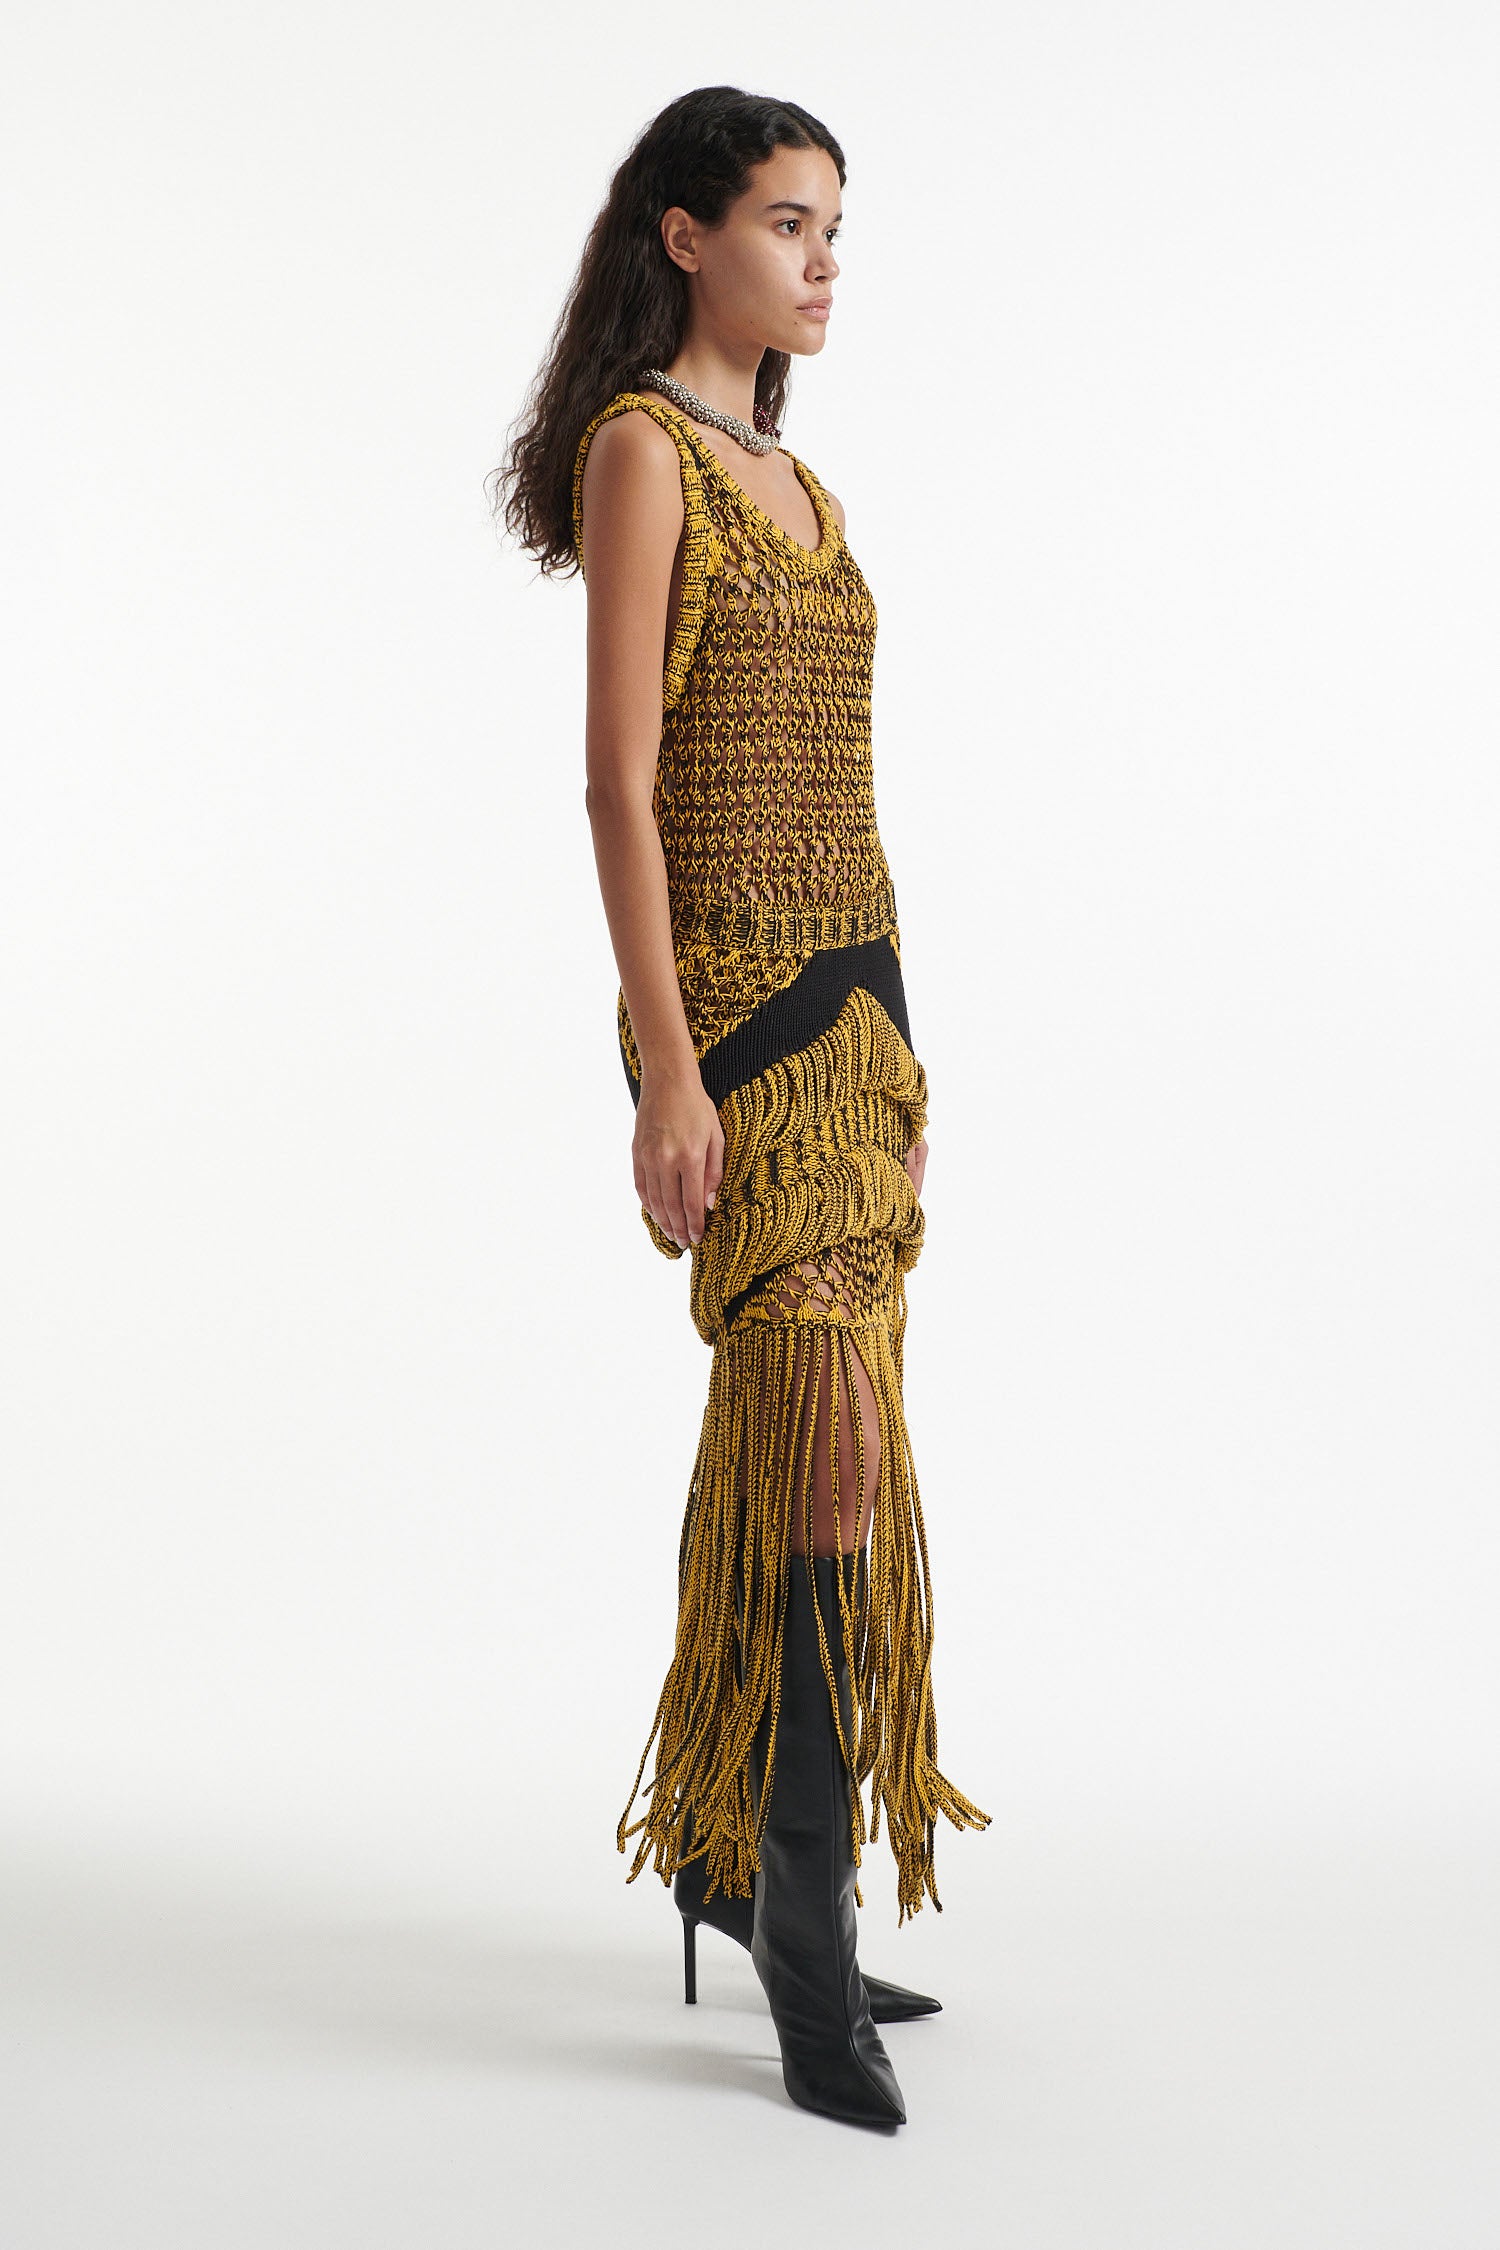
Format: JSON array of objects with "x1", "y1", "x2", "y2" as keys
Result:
[{"x1": 763, "y1": 200, "x2": 843, "y2": 221}]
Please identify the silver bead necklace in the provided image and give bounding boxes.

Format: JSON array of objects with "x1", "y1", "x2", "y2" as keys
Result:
[{"x1": 637, "y1": 367, "x2": 779, "y2": 453}]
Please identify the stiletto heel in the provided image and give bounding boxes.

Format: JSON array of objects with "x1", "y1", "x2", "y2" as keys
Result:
[
  {"x1": 672, "y1": 1842, "x2": 940, "y2": 2022},
  {"x1": 682, "y1": 1913, "x2": 698, "y2": 2004}
]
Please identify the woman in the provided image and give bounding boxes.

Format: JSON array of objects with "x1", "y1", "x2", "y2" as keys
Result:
[{"x1": 493, "y1": 86, "x2": 989, "y2": 2129}]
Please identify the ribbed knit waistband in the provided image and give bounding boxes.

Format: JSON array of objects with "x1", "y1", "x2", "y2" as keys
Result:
[{"x1": 671, "y1": 879, "x2": 899, "y2": 955}]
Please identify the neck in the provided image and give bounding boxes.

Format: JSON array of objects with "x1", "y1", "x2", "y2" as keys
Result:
[{"x1": 655, "y1": 358, "x2": 759, "y2": 428}]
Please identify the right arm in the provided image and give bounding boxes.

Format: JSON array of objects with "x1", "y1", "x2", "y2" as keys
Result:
[{"x1": 577, "y1": 411, "x2": 724, "y2": 1251}]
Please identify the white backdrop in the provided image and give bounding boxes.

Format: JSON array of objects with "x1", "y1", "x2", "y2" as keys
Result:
[{"x1": 3, "y1": 5, "x2": 1496, "y2": 2244}]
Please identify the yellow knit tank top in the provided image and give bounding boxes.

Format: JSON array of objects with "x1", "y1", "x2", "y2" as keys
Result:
[{"x1": 572, "y1": 389, "x2": 902, "y2": 1080}]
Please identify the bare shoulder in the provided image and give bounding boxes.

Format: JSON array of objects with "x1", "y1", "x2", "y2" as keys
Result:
[
  {"x1": 581, "y1": 400, "x2": 684, "y2": 494},
  {"x1": 577, "y1": 404, "x2": 686, "y2": 571}
]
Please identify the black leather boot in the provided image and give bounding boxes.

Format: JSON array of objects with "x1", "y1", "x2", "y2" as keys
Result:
[
  {"x1": 674, "y1": 1528, "x2": 941, "y2": 2028},
  {"x1": 674, "y1": 1850, "x2": 940, "y2": 2022},
  {"x1": 747, "y1": 1552, "x2": 907, "y2": 2127}
]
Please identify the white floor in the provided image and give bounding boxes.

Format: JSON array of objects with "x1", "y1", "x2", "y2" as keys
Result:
[{"x1": 4, "y1": 1812, "x2": 1496, "y2": 2250}]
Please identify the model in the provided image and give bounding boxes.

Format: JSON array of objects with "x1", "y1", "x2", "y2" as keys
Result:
[{"x1": 493, "y1": 86, "x2": 989, "y2": 2130}]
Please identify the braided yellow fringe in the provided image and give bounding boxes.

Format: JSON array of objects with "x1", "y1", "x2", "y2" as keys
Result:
[{"x1": 616, "y1": 986, "x2": 991, "y2": 1924}]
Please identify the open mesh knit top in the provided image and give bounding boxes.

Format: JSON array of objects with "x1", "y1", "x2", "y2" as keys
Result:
[{"x1": 572, "y1": 389, "x2": 904, "y2": 1085}]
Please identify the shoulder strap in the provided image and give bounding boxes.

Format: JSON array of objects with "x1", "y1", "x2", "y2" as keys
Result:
[{"x1": 571, "y1": 391, "x2": 713, "y2": 712}]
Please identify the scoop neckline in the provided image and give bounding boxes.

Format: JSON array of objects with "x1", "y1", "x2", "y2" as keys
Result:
[{"x1": 628, "y1": 391, "x2": 843, "y2": 569}]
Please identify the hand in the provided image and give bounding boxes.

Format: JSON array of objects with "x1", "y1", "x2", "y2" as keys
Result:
[
  {"x1": 634, "y1": 1066, "x2": 725, "y2": 1249},
  {"x1": 903, "y1": 1134, "x2": 928, "y2": 1200}
]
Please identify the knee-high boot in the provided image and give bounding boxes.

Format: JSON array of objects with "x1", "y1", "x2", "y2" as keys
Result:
[
  {"x1": 748, "y1": 1550, "x2": 907, "y2": 2127},
  {"x1": 674, "y1": 1515, "x2": 937, "y2": 2027}
]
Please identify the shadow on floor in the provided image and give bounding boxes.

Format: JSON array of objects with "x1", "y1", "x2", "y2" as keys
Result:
[{"x1": 0, "y1": 1841, "x2": 801, "y2": 2107}]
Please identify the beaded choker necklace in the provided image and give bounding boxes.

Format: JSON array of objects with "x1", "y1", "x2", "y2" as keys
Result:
[{"x1": 637, "y1": 367, "x2": 780, "y2": 453}]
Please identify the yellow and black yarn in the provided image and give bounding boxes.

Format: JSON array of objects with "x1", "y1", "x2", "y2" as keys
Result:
[{"x1": 573, "y1": 390, "x2": 989, "y2": 1923}]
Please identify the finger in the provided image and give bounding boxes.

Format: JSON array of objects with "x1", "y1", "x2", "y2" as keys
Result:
[
  {"x1": 644, "y1": 1152, "x2": 685, "y2": 1245},
  {"x1": 663, "y1": 1167, "x2": 691, "y2": 1249},
  {"x1": 642, "y1": 1155, "x2": 674, "y2": 1241},
  {"x1": 682, "y1": 1149, "x2": 708, "y2": 1244},
  {"x1": 705, "y1": 1123, "x2": 725, "y2": 1212}
]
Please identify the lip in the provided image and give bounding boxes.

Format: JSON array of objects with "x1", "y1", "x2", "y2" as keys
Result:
[{"x1": 798, "y1": 300, "x2": 833, "y2": 318}]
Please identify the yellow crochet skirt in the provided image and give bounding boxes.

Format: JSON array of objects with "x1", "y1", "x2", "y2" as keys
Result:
[{"x1": 616, "y1": 958, "x2": 990, "y2": 1926}]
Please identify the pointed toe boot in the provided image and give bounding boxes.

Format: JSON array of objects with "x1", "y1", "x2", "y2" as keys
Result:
[
  {"x1": 674, "y1": 1849, "x2": 941, "y2": 2022},
  {"x1": 748, "y1": 1552, "x2": 907, "y2": 2128}
]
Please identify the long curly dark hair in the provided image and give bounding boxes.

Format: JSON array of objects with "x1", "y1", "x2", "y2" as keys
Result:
[{"x1": 488, "y1": 85, "x2": 846, "y2": 579}]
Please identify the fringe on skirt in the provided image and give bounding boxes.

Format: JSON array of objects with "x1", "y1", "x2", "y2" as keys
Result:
[{"x1": 618, "y1": 983, "x2": 991, "y2": 1925}]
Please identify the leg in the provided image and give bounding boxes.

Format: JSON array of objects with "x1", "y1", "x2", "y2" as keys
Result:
[{"x1": 729, "y1": 1241, "x2": 885, "y2": 1559}]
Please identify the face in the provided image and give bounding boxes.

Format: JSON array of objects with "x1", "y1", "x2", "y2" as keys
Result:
[{"x1": 661, "y1": 143, "x2": 843, "y2": 358}]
